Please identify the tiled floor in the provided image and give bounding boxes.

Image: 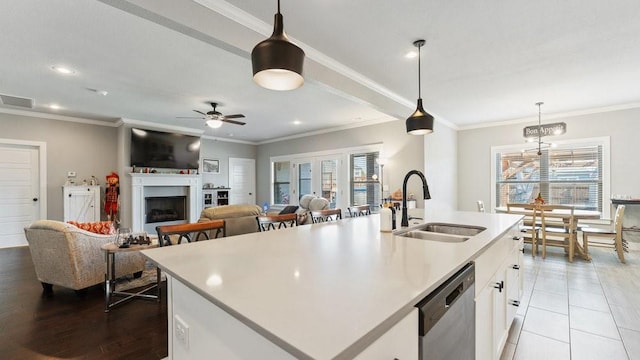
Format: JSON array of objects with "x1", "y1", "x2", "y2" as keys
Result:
[{"x1": 500, "y1": 244, "x2": 640, "y2": 360}]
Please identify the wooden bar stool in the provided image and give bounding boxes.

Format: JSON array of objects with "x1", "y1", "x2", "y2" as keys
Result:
[
  {"x1": 156, "y1": 220, "x2": 225, "y2": 246},
  {"x1": 310, "y1": 209, "x2": 342, "y2": 223},
  {"x1": 256, "y1": 213, "x2": 298, "y2": 231},
  {"x1": 347, "y1": 205, "x2": 371, "y2": 217}
]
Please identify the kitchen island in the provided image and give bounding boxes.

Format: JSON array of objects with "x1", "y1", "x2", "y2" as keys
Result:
[{"x1": 142, "y1": 209, "x2": 523, "y2": 359}]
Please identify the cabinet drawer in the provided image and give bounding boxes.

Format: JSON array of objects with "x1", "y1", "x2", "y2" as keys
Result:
[{"x1": 475, "y1": 225, "x2": 521, "y2": 294}]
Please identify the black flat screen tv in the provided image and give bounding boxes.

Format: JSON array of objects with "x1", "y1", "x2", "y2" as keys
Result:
[{"x1": 130, "y1": 128, "x2": 200, "y2": 169}]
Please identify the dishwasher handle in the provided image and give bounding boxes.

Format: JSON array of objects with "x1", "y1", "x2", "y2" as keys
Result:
[{"x1": 445, "y1": 283, "x2": 463, "y2": 308}]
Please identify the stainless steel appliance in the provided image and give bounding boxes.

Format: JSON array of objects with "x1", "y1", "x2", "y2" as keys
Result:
[{"x1": 417, "y1": 262, "x2": 475, "y2": 360}]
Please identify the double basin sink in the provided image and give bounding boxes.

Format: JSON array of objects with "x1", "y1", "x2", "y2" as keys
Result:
[{"x1": 394, "y1": 223, "x2": 486, "y2": 243}]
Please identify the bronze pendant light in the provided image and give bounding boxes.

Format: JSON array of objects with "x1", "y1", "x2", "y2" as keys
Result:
[
  {"x1": 406, "y1": 39, "x2": 434, "y2": 135},
  {"x1": 251, "y1": 0, "x2": 305, "y2": 91}
]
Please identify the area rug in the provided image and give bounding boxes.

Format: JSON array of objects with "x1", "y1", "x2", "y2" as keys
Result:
[{"x1": 116, "y1": 262, "x2": 166, "y2": 292}]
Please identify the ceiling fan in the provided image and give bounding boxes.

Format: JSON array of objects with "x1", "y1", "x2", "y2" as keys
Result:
[{"x1": 178, "y1": 102, "x2": 246, "y2": 128}]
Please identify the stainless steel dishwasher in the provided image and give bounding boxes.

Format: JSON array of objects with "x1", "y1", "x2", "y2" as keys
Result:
[{"x1": 417, "y1": 262, "x2": 475, "y2": 360}]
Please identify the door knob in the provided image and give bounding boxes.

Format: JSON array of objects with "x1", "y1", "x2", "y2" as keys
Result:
[{"x1": 33, "y1": 197, "x2": 38, "y2": 202}]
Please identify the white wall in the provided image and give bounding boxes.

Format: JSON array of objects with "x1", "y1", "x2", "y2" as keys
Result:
[
  {"x1": 457, "y1": 107, "x2": 640, "y2": 212},
  {"x1": 0, "y1": 113, "x2": 118, "y2": 221},
  {"x1": 255, "y1": 119, "x2": 458, "y2": 211},
  {"x1": 425, "y1": 122, "x2": 458, "y2": 212},
  {"x1": 255, "y1": 120, "x2": 422, "y2": 208}
]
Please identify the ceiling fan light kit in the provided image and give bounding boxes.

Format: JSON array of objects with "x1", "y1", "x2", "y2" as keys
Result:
[
  {"x1": 179, "y1": 102, "x2": 246, "y2": 128},
  {"x1": 206, "y1": 119, "x2": 223, "y2": 128},
  {"x1": 406, "y1": 39, "x2": 434, "y2": 135},
  {"x1": 251, "y1": 0, "x2": 305, "y2": 91}
]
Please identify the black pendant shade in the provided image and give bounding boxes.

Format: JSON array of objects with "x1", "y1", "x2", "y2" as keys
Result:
[
  {"x1": 406, "y1": 39, "x2": 434, "y2": 135},
  {"x1": 251, "y1": 1, "x2": 305, "y2": 91},
  {"x1": 406, "y1": 98, "x2": 434, "y2": 135}
]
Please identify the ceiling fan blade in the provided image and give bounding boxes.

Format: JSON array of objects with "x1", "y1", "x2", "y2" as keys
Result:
[
  {"x1": 223, "y1": 114, "x2": 245, "y2": 119},
  {"x1": 222, "y1": 119, "x2": 246, "y2": 126},
  {"x1": 193, "y1": 110, "x2": 207, "y2": 116},
  {"x1": 177, "y1": 116, "x2": 203, "y2": 119}
]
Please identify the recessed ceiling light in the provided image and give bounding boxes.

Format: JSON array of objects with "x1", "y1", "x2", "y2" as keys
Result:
[
  {"x1": 49, "y1": 104, "x2": 61, "y2": 110},
  {"x1": 293, "y1": 120, "x2": 302, "y2": 125},
  {"x1": 405, "y1": 51, "x2": 418, "y2": 59},
  {"x1": 51, "y1": 65, "x2": 76, "y2": 75}
]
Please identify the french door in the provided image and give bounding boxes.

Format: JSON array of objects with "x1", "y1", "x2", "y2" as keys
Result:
[{"x1": 290, "y1": 156, "x2": 343, "y2": 209}]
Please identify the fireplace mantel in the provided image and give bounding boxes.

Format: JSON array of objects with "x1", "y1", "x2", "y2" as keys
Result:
[{"x1": 130, "y1": 173, "x2": 202, "y2": 233}]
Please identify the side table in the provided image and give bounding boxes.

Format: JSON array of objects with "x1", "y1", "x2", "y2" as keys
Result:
[{"x1": 101, "y1": 242, "x2": 160, "y2": 312}]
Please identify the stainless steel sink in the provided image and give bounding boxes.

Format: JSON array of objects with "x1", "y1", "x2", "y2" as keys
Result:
[
  {"x1": 394, "y1": 223, "x2": 486, "y2": 242},
  {"x1": 418, "y1": 223, "x2": 485, "y2": 236}
]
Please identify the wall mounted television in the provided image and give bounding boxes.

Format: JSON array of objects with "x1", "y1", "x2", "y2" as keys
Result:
[{"x1": 130, "y1": 128, "x2": 201, "y2": 169}]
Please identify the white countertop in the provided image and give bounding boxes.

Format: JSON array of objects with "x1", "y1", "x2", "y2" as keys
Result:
[{"x1": 142, "y1": 209, "x2": 522, "y2": 359}]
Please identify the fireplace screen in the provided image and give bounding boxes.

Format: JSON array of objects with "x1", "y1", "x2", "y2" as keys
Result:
[{"x1": 145, "y1": 196, "x2": 187, "y2": 224}]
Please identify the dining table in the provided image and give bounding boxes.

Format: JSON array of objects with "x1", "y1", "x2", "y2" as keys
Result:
[{"x1": 495, "y1": 205, "x2": 601, "y2": 260}]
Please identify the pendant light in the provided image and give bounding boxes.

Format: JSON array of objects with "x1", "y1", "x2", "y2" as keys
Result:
[
  {"x1": 251, "y1": 0, "x2": 305, "y2": 91},
  {"x1": 406, "y1": 39, "x2": 434, "y2": 135},
  {"x1": 523, "y1": 102, "x2": 555, "y2": 156}
]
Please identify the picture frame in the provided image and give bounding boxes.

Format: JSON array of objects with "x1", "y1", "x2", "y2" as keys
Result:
[{"x1": 202, "y1": 159, "x2": 220, "y2": 174}]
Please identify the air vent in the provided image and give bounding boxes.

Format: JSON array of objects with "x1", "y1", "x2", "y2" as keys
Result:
[{"x1": 0, "y1": 94, "x2": 34, "y2": 109}]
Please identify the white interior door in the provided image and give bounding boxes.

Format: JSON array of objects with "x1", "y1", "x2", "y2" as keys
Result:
[
  {"x1": 228, "y1": 158, "x2": 256, "y2": 205},
  {"x1": 0, "y1": 141, "x2": 43, "y2": 248}
]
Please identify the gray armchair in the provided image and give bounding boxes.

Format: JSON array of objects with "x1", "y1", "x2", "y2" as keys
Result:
[{"x1": 24, "y1": 220, "x2": 146, "y2": 292}]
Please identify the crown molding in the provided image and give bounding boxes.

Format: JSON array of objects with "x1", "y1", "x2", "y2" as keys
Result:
[{"x1": 0, "y1": 107, "x2": 119, "y2": 127}]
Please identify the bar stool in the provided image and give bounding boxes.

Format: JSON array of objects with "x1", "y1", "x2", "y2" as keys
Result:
[
  {"x1": 311, "y1": 209, "x2": 342, "y2": 223},
  {"x1": 256, "y1": 213, "x2": 298, "y2": 231},
  {"x1": 156, "y1": 220, "x2": 225, "y2": 246},
  {"x1": 347, "y1": 205, "x2": 371, "y2": 217}
]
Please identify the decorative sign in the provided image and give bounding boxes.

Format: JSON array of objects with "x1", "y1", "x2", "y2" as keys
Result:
[{"x1": 523, "y1": 122, "x2": 566, "y2": 138}]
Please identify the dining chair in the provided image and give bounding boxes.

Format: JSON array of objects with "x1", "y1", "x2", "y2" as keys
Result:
[
  {"x1": 582, "y1": 205, "x2": 626, "y2": 263},
  {"x1": 347, "y1": 205, "x2": 371, "y2": 217},
  {"x1": 536, "y1": 204, "x2": 576, "y2": 261},
  {"x1": 476, "y1": 200, "x2": 485, "y2": 213},
  {"x1": 311, "y1": 209, "x2": 342, "y2": 223},
  {"x1": 156, "y1": 220, "x2": 226, "y2": 246},
  {"x1": 256, "y1": 213, "x2": 298, "y2": 231},
  {"x1": 506, "y1": 203, "x2": 541, "y2": 256}
]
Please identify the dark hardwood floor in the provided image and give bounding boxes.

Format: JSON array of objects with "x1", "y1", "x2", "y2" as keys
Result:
[{"x1": 0, "y1": 246, "x2": 168, "y2": 359}]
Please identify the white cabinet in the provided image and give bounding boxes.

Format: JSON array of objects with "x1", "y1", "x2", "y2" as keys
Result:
[
  {"x1": 63, "y1": 185, "x2": 100, "y2": 222},
  {"x1": 167, "y1": 275, "x2": 418, "y2": 360},
  {"x1": 475, "y1": 223, "x2": 524, "y2": 360},
  {"x1": 353, "y1": 308, "x2": 418, "y2": 359}
]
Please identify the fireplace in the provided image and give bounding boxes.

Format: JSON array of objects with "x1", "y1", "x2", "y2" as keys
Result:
[
  {"x1": 130, "y1": 173, "x2": 201, "y2": 234},
  {"x1": 145, "y1": 196, "x2": 186, "y2": 224}
]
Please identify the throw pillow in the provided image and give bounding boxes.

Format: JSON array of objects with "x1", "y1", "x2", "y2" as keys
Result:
[
  {"x1": 279, "y1": 205, "x2": 299, "y2": 215},
  {"x1": 67, "y1": 221, "x2": 116, "y2": 235}
]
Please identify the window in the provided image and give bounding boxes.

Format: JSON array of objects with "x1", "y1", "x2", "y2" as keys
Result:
[
  {"x1": 273, "y1": 161, "x2": 290, "y2": 204},
  {"x1": 350, "y1": 152, "x2": 380, "y2": 208},
  {"x1": 492, "y1": 137, "x2": 610, "y2": 218},
  {"x1": 321, "y1": 159, "x2": 338, "y2": 208}
]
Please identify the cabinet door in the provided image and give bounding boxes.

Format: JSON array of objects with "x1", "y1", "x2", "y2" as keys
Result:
[
  {"x1": 506, "y1": 241, "x2": 524, "y2": 325},
  {"x1": 492, "y1": 267, "x2": 508, "y2": 360},
  {"x1": 64, "y1": 186, "x2": 100, "y2": 222},
  {"x1": 475, "y1": 282, "x2": 494, "y2": 360},
  {"x1": 354, "y1": 308, "x2": 418, "y2": 360}
]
